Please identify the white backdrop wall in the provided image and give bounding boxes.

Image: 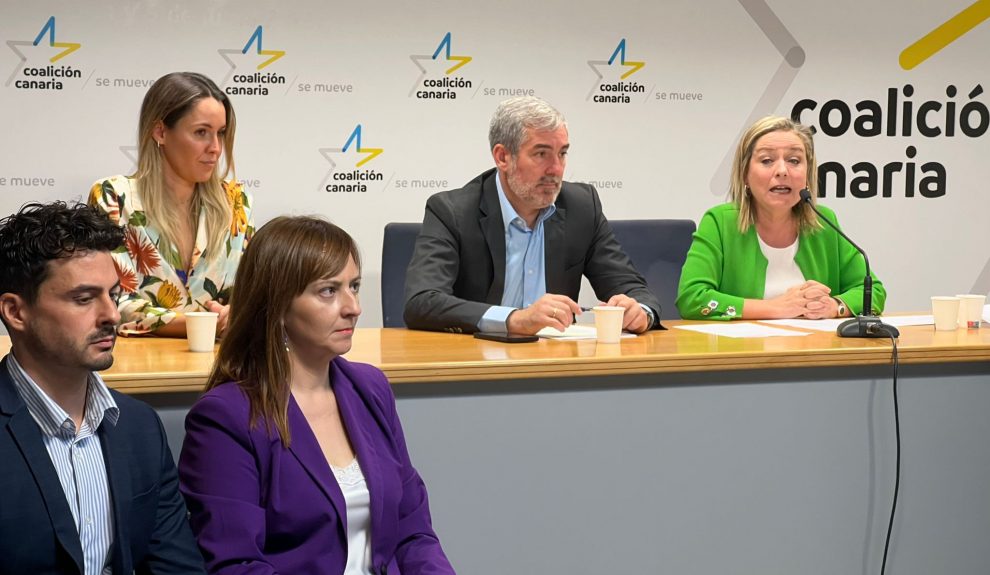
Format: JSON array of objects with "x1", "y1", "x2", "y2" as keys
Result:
[{"x1": 2, "y1": 0, "x2": 988, "y2": 326}]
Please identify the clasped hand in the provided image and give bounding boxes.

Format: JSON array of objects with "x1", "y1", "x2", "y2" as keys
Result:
[{"x1": 771, "y1": 280, "x2": 838, "y2": 319}]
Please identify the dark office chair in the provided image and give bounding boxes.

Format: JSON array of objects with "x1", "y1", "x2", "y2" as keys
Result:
[
  {"x1": 381, "y1": 222, "x2": 422, "y2": 327},
  {"x1": 609, "y1": 219, "x2": 697, "y2": 320}
]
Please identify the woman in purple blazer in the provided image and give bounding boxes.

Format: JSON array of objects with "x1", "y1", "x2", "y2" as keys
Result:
[{"x1": 178, "y1": 216, "x2": 455, "y2": 575}]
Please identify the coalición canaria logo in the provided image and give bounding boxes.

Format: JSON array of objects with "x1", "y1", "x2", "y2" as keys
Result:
[
  {"x1": 5, "y1": 16, "x2": 82, "y2": 90},
  {"x1": 792, "y1": 84, "x2": 988, "y2": 199},
  {"x1": 408, "y1": 32, "x2": 473, "y2": 99},
  {"x1": 319, "y1": 125, "x2": 386, "y2": 193},
  {"x1": 789, "y1": 6, "x2": 990, "y2": 200},
  {"x1": 218, "y1": 25, "x2": 287, "y2": 96},
  {"x1": 586, "y1": 39, "x2": 646, "y2": 104}
]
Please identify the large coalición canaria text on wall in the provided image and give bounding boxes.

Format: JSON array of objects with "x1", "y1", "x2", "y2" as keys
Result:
[{"x1": 791, "y1": 84, "x2": 987, "y2": 199}]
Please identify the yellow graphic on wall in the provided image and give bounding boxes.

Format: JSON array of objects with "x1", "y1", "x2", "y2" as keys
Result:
[
  {"x1": 609, "y1": 39, "x2": 644, "y2": 80},
  {"x1": 35, "y1": 16, "x2": 80, "y2": 62},
  {"x1": 900, "y1": 0, "x2": 990, "y2": 69},
  {"x1": 343, "y1": 125, "x2": 383, "y2": 168},
  {"x1": 242, "y1": 26, "x2": 285, "y2": 70}
]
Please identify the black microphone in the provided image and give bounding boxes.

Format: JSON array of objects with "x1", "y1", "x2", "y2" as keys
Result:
[{"x1": 798, "y1": 189, "x2": 898, "y2": 338}]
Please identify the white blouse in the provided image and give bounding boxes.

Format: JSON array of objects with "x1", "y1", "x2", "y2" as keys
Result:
[
  {"x1": 758, "y1": 235, "x2": 805, "y2": 299},
  {"x1": 331, "y1": 459, "x2": 373, "y2": 575}
]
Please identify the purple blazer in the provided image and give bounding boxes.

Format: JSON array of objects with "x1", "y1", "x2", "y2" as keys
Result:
[{"x1": 178, "y1": 357, "x2": 455, "y2": 575}]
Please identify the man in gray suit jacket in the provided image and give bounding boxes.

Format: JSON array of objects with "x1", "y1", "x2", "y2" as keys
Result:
[{"x1": 404, "y1": 96, "x2": 661, "y2": 335}]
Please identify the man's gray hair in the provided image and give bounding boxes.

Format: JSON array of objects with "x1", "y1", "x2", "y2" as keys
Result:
[{"x1": 488, "y1": 96, "x2": 566, "y2": 155}]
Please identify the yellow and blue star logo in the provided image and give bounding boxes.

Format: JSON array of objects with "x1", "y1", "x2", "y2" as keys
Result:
[
  {"x1": 588, "y1": 39, "x2": 645, "y2": 82},
  {"x1": 5, "y1": 16, "x2": 81, "y2": 87},
  {"x1": 586, "y1": 39, "x2": 645, "y2": 100},
  {"x1": 320, "y1": 124, "x2": 383, "y2": 175},
  {"x1": 31, "y1": 16, "x2": 80, "y2": 62},
  {"x1": 409, "y1": 32, "x2": 473, "y2": 96},
  {"x1": 218, "y1": 25, "x2": 286, "y2": 85}
]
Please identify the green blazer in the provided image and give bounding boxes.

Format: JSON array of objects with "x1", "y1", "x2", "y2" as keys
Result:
[{"x1": 676, "y1": 203, "x2": 886, "y2": 320}]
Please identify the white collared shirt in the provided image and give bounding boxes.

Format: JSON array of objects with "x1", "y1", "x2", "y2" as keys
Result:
[{"x1": 7, "y1": 354, "x2": 119, "y2": 575}]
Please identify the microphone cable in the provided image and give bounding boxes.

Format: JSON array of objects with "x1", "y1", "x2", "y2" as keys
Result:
[{"x1": 870, "y1": 324, "x2": 900, "y2": 575}]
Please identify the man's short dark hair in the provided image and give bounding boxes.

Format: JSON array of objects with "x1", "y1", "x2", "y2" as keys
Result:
[{"x1": 0, "y1": 201, "x2": 124, "y2": 303}]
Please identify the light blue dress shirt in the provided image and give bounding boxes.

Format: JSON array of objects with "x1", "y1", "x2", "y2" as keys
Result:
[
  {"x1": 476, "y1": 172, "x2": 656, "y2": 332},
  {"x1": 7, "y1": 354, "x2": 118, "y2": 575},
  {"x1": 477, "y1": 171, "x2": 557, "y2": 333}
]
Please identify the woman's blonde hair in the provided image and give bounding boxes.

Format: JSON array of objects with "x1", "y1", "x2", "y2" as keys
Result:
[
  {"x1": 133, "y1": 72, "x2": 236, "y2": 261},
  {"x1": 208, "y1": 216, "x2": 362, "y2": 446},
  {"x1": 729, "y1": 115, "x2": 820, "y2": 233}
]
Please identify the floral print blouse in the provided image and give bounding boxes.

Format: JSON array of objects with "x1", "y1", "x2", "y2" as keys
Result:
[{"x1": 89, "y1": 175, "x2": 254, "y2": 335}]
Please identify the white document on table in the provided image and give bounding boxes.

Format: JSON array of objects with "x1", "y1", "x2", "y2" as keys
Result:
[
  {"x1": 759, "y1": 319, "x2": 843, "y2": 332},
  {"x1": 879, "y1": 315, "x2": 934, "y2": 327},
  {"x1": 537, "y1": 324, "x2": 599, "y2": 340},
  {"x1": 536, "y1": 325, "x2": 636, "y2": 340},
  {"x1": 673, "y1": 322, "x2": 812, "y2": 338},
  {"x1": 761, "y1": 315, "x2": 935, "y2": 332}
]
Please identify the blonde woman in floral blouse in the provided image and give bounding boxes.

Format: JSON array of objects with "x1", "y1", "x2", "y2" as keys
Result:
[{"x1": 90, "y1": 72, "x2": 254, "y2": 336}]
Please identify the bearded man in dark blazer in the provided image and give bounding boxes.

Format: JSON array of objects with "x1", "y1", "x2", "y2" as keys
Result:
[
  {"x1": 404, "y1": 96, "x2": 662, "y2": 335},
  {"x1": 0, "y1": 202, "x2": 204, "y2": 574}
]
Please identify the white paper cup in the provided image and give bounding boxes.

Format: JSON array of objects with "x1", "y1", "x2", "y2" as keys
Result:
[
  {"x1": 186, "y1": 312, "x2": 219, "y2": 352},
  {"x1": 593, "y1": 306, "x2": 624, "y2": 344},
  {"x1": 931, "y1": 297, "x2": 960, "y2": 331},
  {"x1": 955, "y1": 294, "x2": 986, "y2": 329}
]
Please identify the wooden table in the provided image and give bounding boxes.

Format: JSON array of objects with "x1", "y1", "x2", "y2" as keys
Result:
[
  {"x1": 2, "y1": 322, "x2": 988, "y2": 574},
  {"x1": 1, "y1": 320, "x2": 986, "y2": 394}
]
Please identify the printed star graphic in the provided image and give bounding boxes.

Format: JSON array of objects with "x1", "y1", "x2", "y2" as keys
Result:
[
  {"x1": 217, "y1": 48, "x2": 285, "y2": 87},
  {"x1": 585, "y1": 58, "x2": 645, "y2": 101},
  {"x1": 408, "y1": 54, "x2": 433, "y2": 97},
  {"x1": 408, "y1": 53, "x2": 471, "y2": 97},
  {"x1": 319, "y1": 146, "x2": 342, "y2": 182},
  {"x1": 120, "y1": 146, "x2": 139, "y2": 173},
  {"x1": 317, "y1": 147, "x2": 351, "y2": 192},
  {"x1": 318, "y1": 139, "x2": 384, "y2": 191},
  {"x1": 217, "y1": 48, "x2": 242, "y2": 87},
  {"x1": 4, "y1": 40, "x2": 31, "y2": 87}
]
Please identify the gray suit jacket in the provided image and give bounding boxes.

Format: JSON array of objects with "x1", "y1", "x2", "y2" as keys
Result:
[{"x1": 403, "y1": 168, "x2": 662, "y2": 333}]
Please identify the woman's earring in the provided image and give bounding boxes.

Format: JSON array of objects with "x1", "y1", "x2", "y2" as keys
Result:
[{"x1": 156, "y1": 140, "x2": 162, "y2": 150}]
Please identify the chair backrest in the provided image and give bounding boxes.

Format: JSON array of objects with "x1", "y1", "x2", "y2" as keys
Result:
[
  {"x1": 609, "y1": 219, "x2": 697, "y2": 320},
  {"x1": 381, "y1": 222, "x2": 422, "y2": 327}
]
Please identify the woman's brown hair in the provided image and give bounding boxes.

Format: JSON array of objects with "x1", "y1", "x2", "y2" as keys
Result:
[{"x1": 206, "y1": 215, "x2": 361, "y2": 445}]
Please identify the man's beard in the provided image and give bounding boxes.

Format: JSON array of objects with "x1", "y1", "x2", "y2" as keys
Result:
[
  {"x1": 28, "y1": 324, "x2": 119, "y2": 372},
  {"x1": 507, "y1": 168, "x2": 562, "y2": 208}
]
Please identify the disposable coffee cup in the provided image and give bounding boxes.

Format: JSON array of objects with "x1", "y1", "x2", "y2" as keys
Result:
[
  {"x1": 955, "y1": 294, "x2": 986, "y2": 329},
  {"x1": 186, "y1": 312, "x2": 219, "y2": 352},
  {"x1": 593, "y1": 306, "x2": 624, "y2": 344},
  {"x1": 931, "y1": 297, "x2": 960, "y2": 331}
]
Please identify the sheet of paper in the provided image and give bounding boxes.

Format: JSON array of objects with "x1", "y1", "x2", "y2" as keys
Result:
[
  {"x1": 880, "y1": 315, "x2": 934, "y2": 327},
  {"x1": 536, "y1": 324, "x2": 635, "y2": 340},
  {"x1": 673, "y1": 322, "x2": 812, "y2": 338},
  {"x1": 759, "y1": 318, "x2": 843, "y2": 332},
  {"x1": 761, "y1": 315, "x2": 935, "y2": 331}
]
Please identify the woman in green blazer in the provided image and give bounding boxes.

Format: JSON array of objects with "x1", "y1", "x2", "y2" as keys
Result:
[{"x1": 676, "y1": 116, "x2": 886, "y2": 321}]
